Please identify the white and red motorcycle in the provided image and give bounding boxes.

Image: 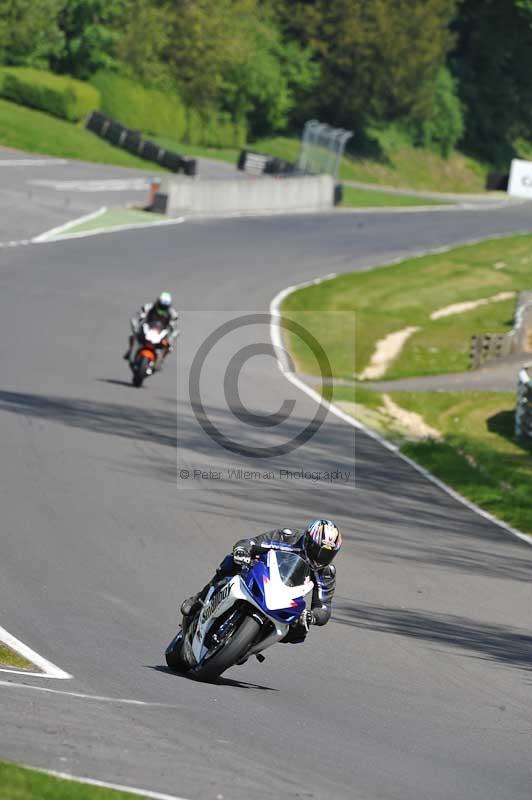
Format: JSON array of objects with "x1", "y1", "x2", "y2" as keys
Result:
[{"x1": 129, "y1": 320, "x2": 170, "y2": 387}]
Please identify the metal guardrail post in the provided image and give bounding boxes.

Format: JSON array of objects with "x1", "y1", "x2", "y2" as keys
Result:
[
  {"x1": 334, "y1": 130, "x2": 353, "y2": 180},
  {"x1": 515, "y1": 364, "x2": 532, "y2": 440}
]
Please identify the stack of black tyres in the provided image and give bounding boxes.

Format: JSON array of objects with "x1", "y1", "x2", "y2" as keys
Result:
[
  {"x1": 85, "y1": 110, "x2": 196, "y2": 175},
  {"x1": 237, "y1": 149, "x2": 296, "y2": 176}
]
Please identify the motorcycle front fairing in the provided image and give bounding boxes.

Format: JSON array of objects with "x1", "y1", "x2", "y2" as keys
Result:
[
  {"x1": 141, "y1": 321, "x2": 170, "y2": 346},
  {"x1": 188, "y1": 550, "x2": 314, "y2": 667}
]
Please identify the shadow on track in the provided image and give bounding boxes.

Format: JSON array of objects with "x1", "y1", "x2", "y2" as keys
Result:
[
  {"x1": 333, "y1": 600, "x2": 532, "y2": 672},
  {"x1": 1, "y1": 388, "x2": 532, "y2": 572},
  {"x1": 97, "y1": 378, "x2": 135, "y2": 388},
  {"x1": 148, "y1": 664, "x2": 278, "y2": 691}
]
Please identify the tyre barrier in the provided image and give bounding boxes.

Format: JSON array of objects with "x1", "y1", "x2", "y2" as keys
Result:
[
  {"x1": 515, "y1": 364, "x2": 532, "y2": 441},
  {"x1": 469, "y1": 332, "x2": 514, "y2": 369},
  {"x1": 237, "y1": 149, "x2": 296, "y2": 177},
  {"x1": 486, "y1": 171, "x2": 509, "y2": 191},
  {"x1": 85, "y1": 110, "x2": 196, "y2": 175}
]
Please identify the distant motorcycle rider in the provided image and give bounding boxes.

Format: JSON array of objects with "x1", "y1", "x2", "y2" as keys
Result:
[
  {"x1": 124, "y1": 292, "x2": 179, "y2": 363},
  {"x1": 181, "y1": 520, "x2": 342, "y2": 643}
]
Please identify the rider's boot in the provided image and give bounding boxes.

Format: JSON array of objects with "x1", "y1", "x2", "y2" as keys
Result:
[
  {"x1": 123, "y1": 335, "x2": 134, "y2": 360},
  {"x1": 180, "y1": 582, "x2": 211, "y2": 632},
  {"x1": 180, "y1": 592, "x2": 201, "y2": 618}
]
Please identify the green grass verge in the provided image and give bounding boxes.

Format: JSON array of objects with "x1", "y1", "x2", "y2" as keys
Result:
[
  {"x1": 0, "y1": 761, "x2": 157, "y2": 800},
  {"x1": 61, "y1": 207, "x2": 164, "y2": 236},
  {"x1": 283, "y1": 234, "x2": 532, "y2": 380},
  {"x1": 252, "y1": 135, "x2": 490, "y2": 193},
  {"x1": 340, "y1": 186, "x2": 446, "y2": 208},
  {"x1": 0, "y1": 102, "x2": 493, "y2": 194},
  {"x1": 0, "y1": 644, "x2": 36, "y2": 671},
  {"x1": 153, "y1": 135, "x2": 240, "y2": 164},
  {"x1": 152, "y1": 133, "x2": 488, "y2": 193},
  {"x1": 332, "y1": 387, "x2": 532, "y2": 535},
  {"x1": 0, "y1": 99, "x2": 162, "y2": 171}
]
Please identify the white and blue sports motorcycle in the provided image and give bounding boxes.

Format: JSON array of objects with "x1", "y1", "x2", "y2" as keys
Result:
[{"x1": 165, "y1": 548, "x2": 314, "y2": 682}]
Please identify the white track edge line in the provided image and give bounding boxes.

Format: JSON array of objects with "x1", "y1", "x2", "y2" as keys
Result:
[
  {"x1": 0, "y1": 158, "x2": 68, "y2": 167},
  {"x1": 21, "y1": 766, "x2": 191, "y2": 800},
  {"x1": 0, "y1": 679, "x2": 184, "y2": 706},
  {"x1": 32, "y1": 206, "x2": 108, "y2": 242},
  {"x1": 38, "y1": 215, "x2": 187, "y2": 243},
  {"x1": 270, "y1": 269, "x2": 532, "y2": 549},
  {"x1": 0, "y1": 625, "x2": 71, "y2": 679},
  {"x1": 0, "y1": 668, "x2": 56, "y2": 678}
]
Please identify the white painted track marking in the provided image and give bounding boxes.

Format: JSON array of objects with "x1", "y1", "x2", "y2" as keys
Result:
[
  {"x1": 0, "y1": 668, "x2": 57, "y2": 678},
  {"x1": 0, "y1": 158, "x2": 68, "y2": 167},
  {"x1": 32, "y1": 210, "x2": 186, "y2": 244},
  {"x1": 0, "y1": 680, "x2": 183, "y2": 708},
  {"x1": 0, "y1": 625, "x2": 71, "y2": 679},
  {"x1": 38, "y1": 215, "x2": 187, "y2": 243},
  {"x1": 270, "y1": 277, "x2": 532, "y2": 548},
  {"x1": 0, "y1": 239, "x2": 31, "y2": 248},
  {"x1": 32, "y1": 207, "x2": 108, "y2": 243},
  {"x1": 23, "y1": 766, "x2": 192, "y2": 800},
  {"x1": 30, "y1": 178, "x2": 151, "y2": 192}
]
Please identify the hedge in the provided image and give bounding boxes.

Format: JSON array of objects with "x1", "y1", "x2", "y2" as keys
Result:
[
  {"x1": 0, "y1": 68, "x2": 100, "y2": 122},
  {"x1": 92, "y1": 72, "x2": 187, "y2": 140},
  {"x1": 92, "y1": 72, "x2": 246, "y2": 148}
]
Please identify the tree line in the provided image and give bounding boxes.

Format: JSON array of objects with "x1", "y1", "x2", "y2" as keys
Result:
[{"x1": 1, "y1": 0, "x2": 531, "y2": 164}]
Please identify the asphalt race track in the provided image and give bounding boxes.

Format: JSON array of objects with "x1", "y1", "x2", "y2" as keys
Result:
[
  {"x1": 1, "y1": 187, "x2": 532, "y2": 800},
  {"x1": 0, "y1": 147, "x2": 241, "y2": 241}
]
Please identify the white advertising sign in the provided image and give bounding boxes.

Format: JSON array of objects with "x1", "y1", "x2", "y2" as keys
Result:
[{"x1": 508, "y1": 158, "x2": 532, "y2": 198}]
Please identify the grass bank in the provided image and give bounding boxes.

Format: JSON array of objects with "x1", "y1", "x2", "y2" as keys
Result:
[
  {"x1": 333, "y1": 387, "x2": 531, "y2": 535},
  {"x1": 0, "y1": 761, "x2": 156, "y2": 800},
  {"x1": 281, "y1": 234, "x2": 532, "y2": 537},
  {"x1": 0, "y1": 99, "x2": 162, "y2": 170},
  {"x1": 152, "y1": 132, "x2": 489, "y2": 194},
  {"x1": 0, "y1": 643, "x2": 36, "y2": 671},
  {"x1": 283, "y1": 234, "x2": 532, "y2": 380},
  {"x1": 340, "y1": 186, "x2": 446, "y2": 208},
  {"x1": 0, "y1": 99, "x2": 494, "y2": 194}
]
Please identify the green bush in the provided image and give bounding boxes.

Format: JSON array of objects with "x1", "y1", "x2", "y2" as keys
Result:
[
  {"x1": 0, "y1": 67, "x2": 100, "y2": 122},
  {"x1": 184, "y1": 107, "x2": 245, "y2": 148},
  {"x1": 92, "y1": 71, "x2": 187, "y2": 139},
  {"x1": 418, "y1": 68, "x2": 464, "y2": 158},
  {"x1": 92, "y1": 71, "x2": 246, "y2": 148}
]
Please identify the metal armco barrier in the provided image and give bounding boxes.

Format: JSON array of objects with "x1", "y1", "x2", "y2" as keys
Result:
[
  {"x1": 515, "y1": 364, "x2": 532, "y2": 441},
  {"x1": 85, "y1": 111, "x2": 196, "y2": 175},
  {"x1": 469, "y1": 291, "x2": 532, "y2": 369}
]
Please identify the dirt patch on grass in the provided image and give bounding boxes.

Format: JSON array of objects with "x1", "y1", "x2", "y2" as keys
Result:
[
  {"x1": 359, "y1": 326, "x2": 419, "y2": 380},
  {"x1": 430, "y1": 291, "x2": 515, "y2": 320}
]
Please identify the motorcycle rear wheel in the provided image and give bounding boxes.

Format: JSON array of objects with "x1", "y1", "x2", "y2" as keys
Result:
[{"x1": 191, "y1": 616, "x2": 260, "y2": 683}]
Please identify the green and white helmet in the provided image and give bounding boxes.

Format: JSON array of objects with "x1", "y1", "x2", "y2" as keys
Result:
[{"x1": 155, "y1": 292, "x2": 172, "y2": 315}]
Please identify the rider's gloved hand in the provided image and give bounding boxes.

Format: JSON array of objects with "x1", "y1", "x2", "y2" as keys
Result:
[
  {"x1": 300, "y1": 610, "x2": 315, "y2": 631},
  {"x1": 232, "y1": 545, "x2": 252, "y2": 566}
]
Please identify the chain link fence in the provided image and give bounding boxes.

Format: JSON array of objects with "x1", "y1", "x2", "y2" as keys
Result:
[{"x1": 298, "y1": 120, "x2": 353, "y2": 179}]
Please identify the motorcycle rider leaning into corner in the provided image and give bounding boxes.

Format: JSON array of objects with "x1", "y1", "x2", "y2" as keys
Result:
[
  {"x1": 124, "y1": 291, "x2": 179, "y2": 363},
  {"x1": 181, "y1": 519, "x2": 342, "y2": 644}
]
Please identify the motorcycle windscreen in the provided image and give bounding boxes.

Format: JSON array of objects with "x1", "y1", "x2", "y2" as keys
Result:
[{"x1": 274, "y1": 551, "x2": 310, "y2": 587}]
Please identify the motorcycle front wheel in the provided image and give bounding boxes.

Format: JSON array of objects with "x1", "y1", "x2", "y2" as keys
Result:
[
  {"x1": 132, "y1": 355, "x2": 150, "y2": 387},
  {"x1": 191, "y1": 616, "x2": 261, "y2": 683},
  {"x1": 165, "y1": 629, "x2": 189, "y2": 672}
]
